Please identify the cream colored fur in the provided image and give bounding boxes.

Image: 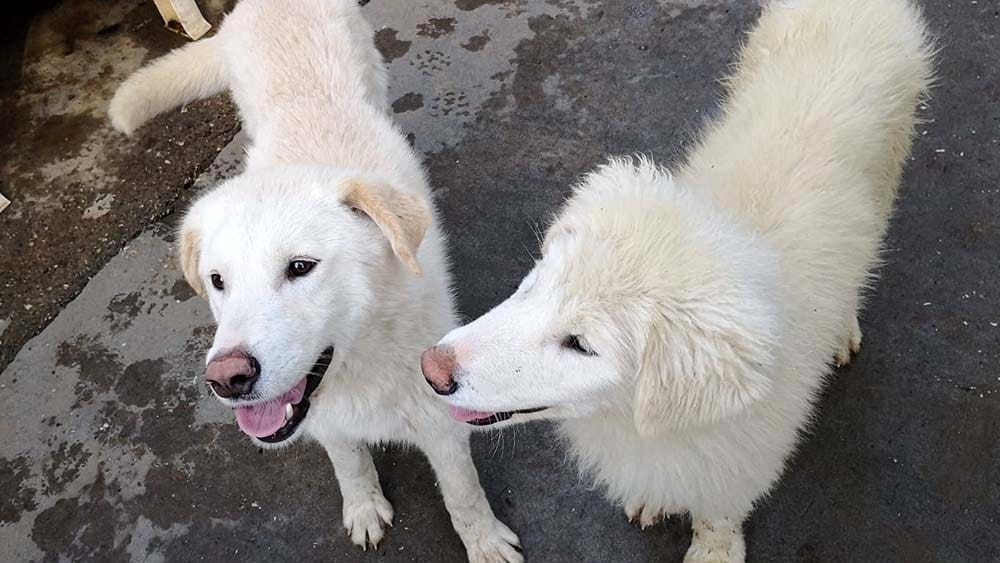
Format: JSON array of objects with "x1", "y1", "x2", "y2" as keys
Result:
[
  {"x1": 433, "y1": 0, "x2": 934, "y2": 561},
  {"x1": 108, "y1": 1, "x2": 521, "y2": 561}
]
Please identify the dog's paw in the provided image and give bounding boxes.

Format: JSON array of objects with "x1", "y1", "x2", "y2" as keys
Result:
[
  {"x1": 624, "y1": 499, "x2": 663, "y2": 529},
  {"x1": 685, "y1": 518, "x2": 745, "y2": 563},
  {"x1": 834, "y1": 315, "x2": 863, "y2": 367},
  {"x1": 342, "y1": 491, "x2": 394, "y2": 550},
  {"x1": 458, "y1": 516, "x2": 523, "y2": 563}
]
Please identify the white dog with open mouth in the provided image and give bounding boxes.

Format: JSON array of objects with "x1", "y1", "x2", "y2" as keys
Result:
[
  {"x1": 421, "y1": 0, "x2": 933, "y2": 561},
  {"x1": 108, "y1": 0, "x2": 521, "y2": 560}
]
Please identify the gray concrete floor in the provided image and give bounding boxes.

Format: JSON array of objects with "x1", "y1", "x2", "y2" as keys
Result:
[{"x1": 1, "y1": 1, "x2": 998, "y2": 562}]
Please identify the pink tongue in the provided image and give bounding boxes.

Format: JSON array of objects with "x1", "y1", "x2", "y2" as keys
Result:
[
  {"x1": 234, "y1": 378, "x2": 307, "y2": 438},
  {"x1": 449, "y1": 405, "x2": 495, "y2": 423}
]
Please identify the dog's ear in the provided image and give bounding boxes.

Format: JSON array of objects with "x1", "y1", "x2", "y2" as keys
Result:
[
  {"x1": 632, "y1": 310, "x2": 777, "y2": 436},
  {"x1": 342, "y1": 179, "x2": 431, "y2": 276},
  {"x1": 177, "y1": 202, "x2": 207, "y2": 298},
  {"x1": 178, "y1": 226, "x2": 205, "y2": 298}
]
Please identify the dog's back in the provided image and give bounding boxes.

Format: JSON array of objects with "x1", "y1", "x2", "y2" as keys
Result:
[
  {"x1": 687, "y1": 0, "x2": 933, "y2": 219},
  {"x1": 221, "y1": 0, "x2": 389, "y2": 137},
  {"x1": 109, "y1": 0, "x2": 388, "y2": 139},
  {"x1": 680, "y1": 0, "x2": 934, "y2": 366}
]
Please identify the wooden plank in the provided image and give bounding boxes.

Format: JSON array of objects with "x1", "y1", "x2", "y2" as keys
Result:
[{"x1": 152, "y1": 0, "x2": 212, "y2": 40}]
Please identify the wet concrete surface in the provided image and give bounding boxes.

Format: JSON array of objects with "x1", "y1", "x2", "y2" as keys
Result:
[{"x1": 2, "y1": 0, "x2": 999, "y2": 561}]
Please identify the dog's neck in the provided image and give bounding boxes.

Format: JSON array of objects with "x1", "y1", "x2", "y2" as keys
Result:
[
  {"x1": 247, "y1": 100, "x2": 407, "y2": 173},
  {"x1": 334, "y1": 223, "x2": 456, "y2": 380}
]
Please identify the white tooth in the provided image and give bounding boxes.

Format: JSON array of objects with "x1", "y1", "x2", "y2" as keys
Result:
[{"x1": 285, "y1": 403, "x2": 294, "y2": 421}]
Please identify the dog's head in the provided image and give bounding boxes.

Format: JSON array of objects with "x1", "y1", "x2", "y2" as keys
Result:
[
  {"x1": 181, "y1": 166, "x2": 431, "y2": 446},
  {"x1": 422, "y1": 158, "x2": 781, "y2": 435}
]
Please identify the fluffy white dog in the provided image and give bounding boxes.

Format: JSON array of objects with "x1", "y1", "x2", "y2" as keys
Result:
[
  {"x1": 109, "y1": 1, "x2": 521, "y2": 561},
  {"x1": 421, "y1": 0, "x2": 934, "y2": 561}
]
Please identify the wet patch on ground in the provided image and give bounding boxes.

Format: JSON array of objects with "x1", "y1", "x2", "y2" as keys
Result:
[
  {"x1": 392, "y1": 92, "x2": 425, "y2": 113},
  {"x1": 31, "y1": 466, "x2": 130, "y2": 562},
  {"x1": 462, "y1": 30, "x2": 492, "y2": 51},
  {"x1": 41, "y1": 442, "x2": 91, "y2": 496},
  {"x1": 374, "y1": 28, "x2": 412, "y2": 62},
  {"x1": 456, "y1": 0, "x2": 516, "y2": 11},
  {"x1": 417, "y1": 17, "x2": 458, "y2": 39},
  {"x1": 0, "y1": 455, "x2": 38, "y2": 524}
]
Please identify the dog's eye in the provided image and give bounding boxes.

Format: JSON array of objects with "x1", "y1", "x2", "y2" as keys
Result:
[
  {"x1": 287, "y1": 259, "x2": 317, "y2": 279},
  {"x1": 210, "y1": 273, "x2": 224, "y2": 291},
  {"x1": 562, "y1": 335, "x2": 597, "y2": 357}
]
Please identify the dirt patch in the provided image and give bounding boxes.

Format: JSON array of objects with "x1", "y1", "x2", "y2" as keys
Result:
[
  {"x1": 0, "y1": 0, "x2": 239, "y2": 375},
  {"x1": 0, "y1": 96, "x2": 237, "y2": 374}
]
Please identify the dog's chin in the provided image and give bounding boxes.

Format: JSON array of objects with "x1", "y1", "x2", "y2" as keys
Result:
[{"x1": 228, "y1": 347, "x2": 334, "y2": 446}]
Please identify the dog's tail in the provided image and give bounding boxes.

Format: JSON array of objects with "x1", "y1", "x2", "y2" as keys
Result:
[
  {"x1": 705, "y1": 0, "x2": 935, "y2": 215},
  {"x1": 109, "y1": 35, "x2": 227, "y2": 136}
]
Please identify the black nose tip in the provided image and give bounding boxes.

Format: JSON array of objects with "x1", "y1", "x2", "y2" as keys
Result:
[{"x1": 431, "y1": 379, "x2": 459, "y2": 396}]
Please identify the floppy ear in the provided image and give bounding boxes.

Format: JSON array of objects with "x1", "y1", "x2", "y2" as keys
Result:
[
  {"x1": 178, "y1": 226, "x2": 205, "y2": 298},
  {"x1": 632, "y1": 311, "x2": 777, "y2": 436},
  {"x1": 176, "y1": 201, "x2": 207, "y2": 298},
  {"x1": 342, "y1": 179, "x2": 432, "y2": 276}
]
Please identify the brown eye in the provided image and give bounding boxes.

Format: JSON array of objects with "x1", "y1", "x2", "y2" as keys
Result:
[
  {"x1": 210, "y1": 273, "x2": 224, "y2": 291},
  {"x1": 287, "y1": 260, "x2": 317, "y2": 279},
  {"x1": 563, "y1": 335, "x2": 597, "y2": 357}
]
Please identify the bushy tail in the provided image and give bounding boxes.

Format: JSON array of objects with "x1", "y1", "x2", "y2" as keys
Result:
[
  {"x1": 108, "y1": 35, "x2": 227, "y2": 136},
  {"x1": 745, "y1": 0, "x2": 935, "y2": 193}
]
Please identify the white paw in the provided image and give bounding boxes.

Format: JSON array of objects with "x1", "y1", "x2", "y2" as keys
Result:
[
  {"x1": 624, "y1": 498, "x2": 663, "y2": 529},
  {"x1": 834, "y1": 315, "x2": 863, "y2": 367},
  {"x1": 457, "y1": 516, "x2": 523, "y2": 563},
  {"x1": 685, "y1": 518, "x2": 745, "y2": 563},
  {"x1": 342, "y1": 490, "x2": 394, "y2": 550}
]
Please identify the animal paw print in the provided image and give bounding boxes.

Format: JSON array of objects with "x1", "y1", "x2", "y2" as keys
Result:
[
  {"x1": 430, "y1": 90, "x2": 471, "y2": 117},
  {"x1": 412, "y1": 50, "x2": 452, "y2": 75}
]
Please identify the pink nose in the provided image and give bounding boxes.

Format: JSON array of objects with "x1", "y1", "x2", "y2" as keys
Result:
[
  {"x1": 421, "y1": 345, "x2": 458, "y2": 395},
  {"x1": 205, "y1": 349, "x2": 260, "y2": 399}
]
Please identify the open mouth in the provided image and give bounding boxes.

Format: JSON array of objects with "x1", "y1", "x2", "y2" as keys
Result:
[
  {"x1": 449, "y1": 405, "x2": 549, "y2": 426},
  {"x1": 233, "y1": 347, "x2": 334, "y2": 443}
]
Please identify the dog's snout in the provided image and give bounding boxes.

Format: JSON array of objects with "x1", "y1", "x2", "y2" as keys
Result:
[
  {"x1": 205, "y1": 349, "x2": 260, "y2": 399},
  {"x1": 421, "y1": 345, "x2": 458, "y2": 395}
]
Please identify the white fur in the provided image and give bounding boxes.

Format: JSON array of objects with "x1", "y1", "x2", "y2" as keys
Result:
[
  {"x1": 109, "y1": 1, "x2": 520, "y2": 561},
  {"x1": 434, "y1": 0, "x2": 934, "y2": 561}
]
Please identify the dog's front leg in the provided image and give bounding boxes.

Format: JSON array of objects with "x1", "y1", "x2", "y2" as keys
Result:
[
  {"x1": 321, "y1": 437, "x2": 394, "y2": 550},
  {"x1": 684, "y1": 515, "x2": 746, "y2": 563},
  {"x1": 419, "y1": 435, "x2": 523, "y2": 563}
]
